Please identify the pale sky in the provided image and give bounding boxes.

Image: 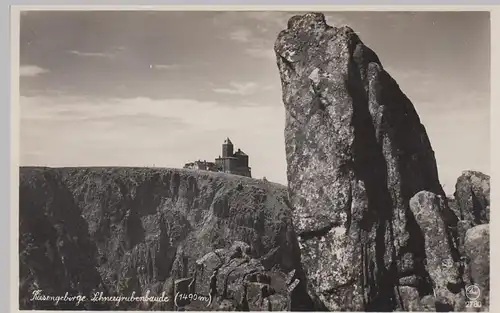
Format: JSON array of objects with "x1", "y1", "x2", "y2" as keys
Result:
[{"x1": 19, "y1": 10, "x2": 490, "y2": 195}]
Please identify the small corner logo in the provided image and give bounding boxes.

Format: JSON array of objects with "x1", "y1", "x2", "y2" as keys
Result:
[{"x1": 466, "y1": 284, "x2": 481, "y2": 301}]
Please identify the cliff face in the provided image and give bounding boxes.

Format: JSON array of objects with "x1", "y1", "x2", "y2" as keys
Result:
[
  {"x1": 274, "y1": 12, "x2": 467, "y2": 311},
  {"x1": 19, "y1": 167, "x2": 311, "y2": 310}
]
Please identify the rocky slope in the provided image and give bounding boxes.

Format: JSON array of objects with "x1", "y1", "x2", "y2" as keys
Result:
[
  {"x1": 19, "y1": 167, "x2": 313, "y2": 310},
  {"x1": 275, "y1": 12, "x2": 490, "y2": 311}
]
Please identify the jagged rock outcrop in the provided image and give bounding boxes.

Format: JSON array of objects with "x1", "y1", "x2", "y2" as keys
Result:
[
  {"x1": 453, "y1": 171, "x2": 490, "y2": 226},
  {"x1": 464, "y1": 225, "x2": 489, "y2": 311},
  {"x1": 175, "y1": 241, "x2": 299, "y2": 311},
  {"x1": 448, "y1": 171, "x2": 490, "y2": 310},
  {"x1": 409, "y1": 191, "x2": 464, "y2": 311},
  {"x1": 19, "y1": 167, "x2": 313, "y2": 310},
  {"x1": 275, "y1": 12, "x2": 453, "y2": 311},
  {"x1": 452, "y1": 171, "x2": 490, "y2": 261}
]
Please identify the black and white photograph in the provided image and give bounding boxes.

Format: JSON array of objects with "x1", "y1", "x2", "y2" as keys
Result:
[{"x1": 16, "y1": 8, "x2": 490, "y2": 311}]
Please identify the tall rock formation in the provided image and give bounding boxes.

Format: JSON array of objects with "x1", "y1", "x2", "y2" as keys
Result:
[
  {"x1": 409, "y1": 191, "x2": 464, "y2": 311},
  {"x1": 275, "y1": 12, "x2": 458, "y2": 311},
  {"x1": 452, "y1": 171, "x2": 490, "y2": 311}
]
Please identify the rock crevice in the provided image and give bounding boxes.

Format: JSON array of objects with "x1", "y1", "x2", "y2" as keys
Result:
[{"x1": 274, "y1": 12, "x2": 471, "y2": 311}]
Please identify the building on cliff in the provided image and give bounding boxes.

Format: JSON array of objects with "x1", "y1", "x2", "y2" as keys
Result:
[
  {"x1": 183, "y1": 138, "x2": 252, "y2": 177},
  {"x1": 183, "y1": 160, "x2": 218, "y2": 172}
]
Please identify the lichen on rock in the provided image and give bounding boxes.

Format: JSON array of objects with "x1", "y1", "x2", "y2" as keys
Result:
[{"x1": 275, "y1": 12, "x2": 453, "y2": 311}]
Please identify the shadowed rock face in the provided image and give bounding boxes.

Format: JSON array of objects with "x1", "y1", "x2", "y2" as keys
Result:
[
  {"x1": 454, "y1": 171, "x2": 490, "y2": 226},
  {"x1": 275, "y1": 12, "x2": 447, "y2": 310},
  {"x1": 19, "y1": 167, "x2": 313, "y2": 310}
]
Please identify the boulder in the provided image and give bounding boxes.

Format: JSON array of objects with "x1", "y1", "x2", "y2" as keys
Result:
[
  {"x1": 184, "y1": 242, "x2": 296, "y2": 311},
  {"x1": 454, "y1": 171, "x2": 490, "y2": 225},
  {"x1": 464, "y1": 224, "x2": 489, "y2": 308}
]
